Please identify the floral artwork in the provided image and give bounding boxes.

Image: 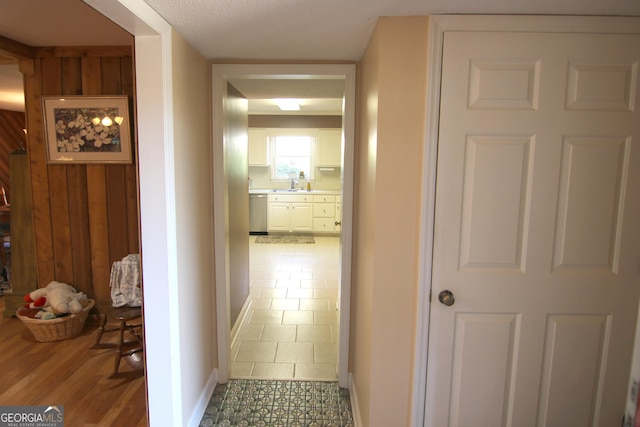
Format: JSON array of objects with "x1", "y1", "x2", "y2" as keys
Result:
[
  {"x1": 43, "y1": 96, "x2": 132, "y2": 164},
  {"x1": 53, "y1": 107, "x2": 123, "y2": 153}
]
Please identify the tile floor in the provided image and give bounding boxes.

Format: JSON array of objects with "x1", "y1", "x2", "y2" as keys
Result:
[
  {"x1": 199, "y1": 379, "x2": 353, "y2": 426},
  {"x1": 231, "y1": 235, "x2": 340, "y2": 381}
]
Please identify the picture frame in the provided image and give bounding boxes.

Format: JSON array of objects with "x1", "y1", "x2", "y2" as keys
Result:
[{"x1": 42, "y1": 95, "x2": 132, "y2": 164}]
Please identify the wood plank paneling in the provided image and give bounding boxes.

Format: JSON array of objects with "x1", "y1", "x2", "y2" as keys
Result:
[
  {"x1": 26, "y1": 58, "x2": 55, "y2": 285},
  {"x1": 67, "y1": 165, "x2": 92, "y2": 296},
  {"x1": 48, "y1": 163, "x2": 74, "y2": 282},
  {"x1": 34, "y1": 46, "x2": 132, "y2": 58},
  {"x1": 61, "y1": 57, "x2": 82, "y2": 95},
  {"x1": 125, "y1": 165, "x2": 140, "y2": 254},
  {"x1": 0, "y1": 109, "x2": 26, "y2": 196},
  {"x1": 19, "y1": 46, "x2": 139, "y2": 311},
  {"x1": 61, "y1": 56, "x2": 92, "y2": 294},
  {"x1": 41, "y1": 56, "x2": 75, "y2": 283},
  {"x1": 120, "y1": 56, "x2": 140, "y2": 255},
  {"x1": 106, "y1": 165, "x2": 130, "y2": 262},
  {"x1": 87, "y1": 164, "x2": 111, "y2": 310},
  {"x1": 101, "y1": 56, "x2": 122, "y2": 94},
  {"x1": 0, "y1": 35, "x2": 34, "y2": 60}
]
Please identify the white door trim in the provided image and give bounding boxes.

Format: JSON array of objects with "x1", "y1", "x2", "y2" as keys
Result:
[
  {"x1": 413, "y1": 14, "x2": 640, "y2": 427},
  {"x1": 83, "y1": 0, "x2": 184, "y2": 424},
  {"x1": 212, "y1": 64, "x2": 356, "y2": 387}
]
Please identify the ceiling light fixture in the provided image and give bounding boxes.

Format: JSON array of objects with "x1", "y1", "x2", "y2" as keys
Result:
[{"x1": 274, "y1": 98, "x2": 300, "y2": 111}]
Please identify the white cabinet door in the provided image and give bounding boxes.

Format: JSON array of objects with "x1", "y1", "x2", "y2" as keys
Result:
[
  {"x1": 317, "y1": 129, "x2": 342, "y2": 167},
  {"x1": 427, "y1": 31, "x2": 640, "y2": 427},
  {"x1": 290, "y1": 203, "x2": 313, "y2": 232},
  {"x1": 248, "y1": 128, "x2": 269, "y2": 166},
  {"x1": 268, "y1": 202, "x2": 290, "y2": 232},
  {"x1": 334, "y1": 203, "x2": 341, "y2": 233}
]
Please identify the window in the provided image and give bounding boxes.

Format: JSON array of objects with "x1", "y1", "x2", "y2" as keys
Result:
[{"x1": 271, "y1": 133, "x2": 315, "y2": 180}]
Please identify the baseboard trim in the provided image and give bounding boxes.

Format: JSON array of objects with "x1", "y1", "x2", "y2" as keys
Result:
[
  {"x1": 186, "y1": 368, "x2": 218, "y2": 427},
  {"x1": 349, "y1": 373, "x2": 363, "y2": 427},
  {"x1": 230, "y1": 295, "x2": 253, "y2": 348}
]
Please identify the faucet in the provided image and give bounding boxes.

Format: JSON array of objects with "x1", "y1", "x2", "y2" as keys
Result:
[{"x1": 290, "y1": 178, "x2": 298, "y2": 190}]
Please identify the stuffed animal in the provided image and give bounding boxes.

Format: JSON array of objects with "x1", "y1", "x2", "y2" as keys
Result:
[
  {"x1": 24, "y1": 287, "x2": 50, "y2": 310},
  {"x1": 48, "y1": 283, "x2": 88, "y2": 314},
  {"x1": 24, "y1": 281, "x2": 88, "y2": 315}
]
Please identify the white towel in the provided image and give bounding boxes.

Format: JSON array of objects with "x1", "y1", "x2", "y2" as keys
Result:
[{"x1": 110, "y1": 254, "x2": 142, "y2": 307}]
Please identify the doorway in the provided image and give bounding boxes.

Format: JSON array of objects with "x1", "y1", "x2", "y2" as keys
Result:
[{"x1": 212, "y1": 64, "x2": 355, "y2": 387}]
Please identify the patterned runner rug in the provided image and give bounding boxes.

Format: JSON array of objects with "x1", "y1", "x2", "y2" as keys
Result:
[
  {"x1": 255, "y1": 235, "x2": 315, "y2": 244},
  {"x1": 199, "y1": 379, "x2": 353, "y2": 426}
]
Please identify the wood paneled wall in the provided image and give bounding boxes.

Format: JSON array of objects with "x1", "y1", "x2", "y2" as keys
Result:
[
  {"x1": 22, "y1": 46, "x2": 139, "y2": 312},
  {"x1": 0, "y1": 109, "x2": 27, "y2": 199}
]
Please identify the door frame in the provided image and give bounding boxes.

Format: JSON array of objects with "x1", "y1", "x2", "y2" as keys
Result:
[
  {"x1": 413, "y1": 14, "x2": 640, "y2": 426},
  {"x1": 212, "y1": 63, "x2": 356, "y2": 387}
]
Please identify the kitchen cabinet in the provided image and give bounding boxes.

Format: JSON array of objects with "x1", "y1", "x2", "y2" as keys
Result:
[
  {"x1": 248, "y1": 128, "x2": 269, "y2": 166},
  {"x1": 312, "y1": 194, "x2": 340, "y2": 233},
  {"x1": 316, "y1": 129, "x2": 341, "y2": 167},
  {"x1": 268, "y1": 193, "x2": 313, "y2": 232}
]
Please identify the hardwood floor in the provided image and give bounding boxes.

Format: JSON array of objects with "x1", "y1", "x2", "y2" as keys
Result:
[{"x1": 0, "y1": 296, "x2": 148, "y2": 427}]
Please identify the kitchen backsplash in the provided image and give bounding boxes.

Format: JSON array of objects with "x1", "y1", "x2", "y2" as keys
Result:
[{"x1": 249, "y1": 165, "x2": 342, "y2": 191}]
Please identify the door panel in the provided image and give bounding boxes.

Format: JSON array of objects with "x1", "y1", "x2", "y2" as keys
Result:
[
  {"x1": 449, "y1": 313, "x2": 520, "y2": 427},
  {"x1": 460, "y1": 135, "x2": 532, "y2": 271},
  {"x1": 427, "y1": 31, "x2": 640, "y2": 427},
  {"x1": 538, "y1": 314, "x2": 610, "y2": 426},
  {"x1": 553, "y1": 137, "x2": 629, "y2": 271}
]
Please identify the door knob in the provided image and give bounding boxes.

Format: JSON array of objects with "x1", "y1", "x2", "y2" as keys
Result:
[{"x1": 438, "y1": 290, "x2": 455, "y2": 306}]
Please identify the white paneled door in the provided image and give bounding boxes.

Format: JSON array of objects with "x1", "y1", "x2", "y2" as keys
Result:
[{"x1": 426, "y1": 31, "x2": 640, "y2": 426}]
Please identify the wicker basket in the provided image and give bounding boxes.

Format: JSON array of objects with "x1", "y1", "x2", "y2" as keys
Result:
[{"x1": 17, "y1": 299, "x2": 95, "y2": 342}]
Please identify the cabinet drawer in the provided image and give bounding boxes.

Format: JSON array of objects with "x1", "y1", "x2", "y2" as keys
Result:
[
  {"x1": 313, "y1": 194, "x2": 335, "y2": 203},
  {"x1": 268, "y1": 194, "x2": 313, "y2": 203},
  {"x1": 313, "y1": 218, "x2": 335, "y2": 233},
  {"x1": 313, "y1": 203, "x2": 335, "y2": 218}
]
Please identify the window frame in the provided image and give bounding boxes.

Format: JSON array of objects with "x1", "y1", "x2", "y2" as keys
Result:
[{"x1": 268, "y1": 128, "x2": 318, "y2": 181}]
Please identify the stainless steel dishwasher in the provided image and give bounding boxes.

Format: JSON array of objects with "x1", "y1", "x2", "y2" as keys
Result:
[{"x1": 249, "y1": 193, "x2": 268, "y2": 235}]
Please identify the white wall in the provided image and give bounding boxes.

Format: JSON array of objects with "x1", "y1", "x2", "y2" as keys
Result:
[
  {"x1": 170, "y1": 29, "x2": 217, "y2": 426},
  {"x1": 85, "y1": 2, "x2": 218, "y2": 426},
  {"x1": 352, "y1": 16, "x2": 430, "y2": 426},
  {"x1": 225, "y1": 83, "x2": 250, "y2": 325}
]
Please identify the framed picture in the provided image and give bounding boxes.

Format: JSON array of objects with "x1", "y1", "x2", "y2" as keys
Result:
[{"x1": 42, "y1": 95, "x2": 132, "y2": 164}]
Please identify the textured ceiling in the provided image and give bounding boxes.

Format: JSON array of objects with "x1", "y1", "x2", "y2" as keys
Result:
[
  {"x1": 1, "y1": 0, "x2": 640, "y2": 113},
  {"x1": 142, "y1": 0, "x2": 640, "y2": 61}
]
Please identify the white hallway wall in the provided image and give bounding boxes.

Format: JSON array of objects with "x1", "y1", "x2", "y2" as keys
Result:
[{"x1": 85, "y1": 1, "x2": 218, "y2": 426}]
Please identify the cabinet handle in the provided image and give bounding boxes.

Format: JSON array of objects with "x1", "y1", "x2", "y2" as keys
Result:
[{"x1": 335, "y1": 221, "x2": 341, "y2": 226}]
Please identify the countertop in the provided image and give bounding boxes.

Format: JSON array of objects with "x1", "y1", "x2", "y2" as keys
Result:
[{"x1": 249, "y1": 189, "x2": 341, "y2": 195}]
